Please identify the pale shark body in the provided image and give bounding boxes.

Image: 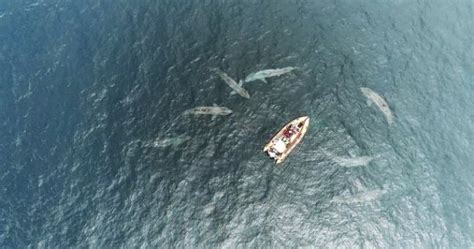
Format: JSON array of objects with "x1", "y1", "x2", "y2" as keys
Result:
[
  {"x1": 320, "y1": 149, "x2": 377, "y2": 167},
  {"x1": 333, "y1": 155, "x2": 376, "y2": 167},
  {"x1": 150, "y1": 135, "x2": 191, "y2": 148},
  {"x1": 244, "y1": 67, "x2": 297, "y2": 83},
  {"x1": 360, "y1": 87, "x2": 394, "y2": 125},
  {"x1": 210, "y1": 68, "x2": 250, "y2": 99},
  {"x1": 182, "y1": 104, "x2": 233, "y2": 118},
  {"x1": 332, "y1": 189, "x2": 387, "y2": 204}
]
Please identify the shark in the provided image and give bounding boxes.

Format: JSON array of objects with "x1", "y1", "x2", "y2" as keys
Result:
[
  {"x1": 332, "y1": 155, "x2": 376, "y2": 167},
  {"x1": 210, "y1": 67, "x2": 250, "y2": 99},
  {"x1": 320, "y1": 149, "x2": 377, "y2": 167},
  {"x1": 149, "y1": 135, "x2": 191, "y2": 148},
  {"x1": 361, "y1": 87, "x2": 395, "y2": 125},
  {"x1": 244, "y1": 67, "x2": 297, "y2": 83},
  {"x1": 332, "y1": 189, "x2": 387, "y2": 204},
  {"x1": 182, "y1": 104, "x2": 233, "y2": 119}
]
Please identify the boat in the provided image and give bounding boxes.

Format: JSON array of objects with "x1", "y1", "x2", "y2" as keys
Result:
[{"x1": 263, "y1": 116, "x2": 310, "y2": 164}]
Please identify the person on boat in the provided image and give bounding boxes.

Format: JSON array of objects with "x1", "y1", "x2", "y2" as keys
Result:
[
  {"x1": 284, "y1": 125, "x2": 295, "y2": 138},
  {"x1": 290, "y1": 126, "x2": 298, "y2": 134},
  {"x1": 284, "y1": 129, "x2": 291, "y2": 138}
]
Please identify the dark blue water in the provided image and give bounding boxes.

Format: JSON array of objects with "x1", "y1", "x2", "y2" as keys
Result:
[{"x1": 1, "y1": 0, "x2": 473, "y2": 248}]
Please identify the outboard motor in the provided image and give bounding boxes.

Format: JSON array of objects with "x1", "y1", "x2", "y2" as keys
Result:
[{"x1": 268, "y1": 150, "x2": 277, "y2": 158}]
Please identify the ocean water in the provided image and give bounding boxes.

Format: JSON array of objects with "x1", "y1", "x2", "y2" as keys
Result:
[{"x1": 0, "y1": 0, "x2": 473, "y2": 248}]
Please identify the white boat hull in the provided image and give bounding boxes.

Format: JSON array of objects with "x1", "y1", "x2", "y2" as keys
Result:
[{"x1": 263, "y1": 116, "x2": 310, "y2": 164}]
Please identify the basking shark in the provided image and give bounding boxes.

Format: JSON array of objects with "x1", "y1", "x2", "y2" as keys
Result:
[
  {"x1": 320, "y1": 149, "x2": 376, "y2": 167},
  {"x1": 182, "y1": 104, "x2": 233, "y2": 118},
  {"x1": 332, "y1": 189, "x2": 387, "y2": 204},
  {"x1": 149, "y1": 135, "x2": 191, "y2": 148},
  {"x1": 361, "y1": 87, "x2": 394, "y2": 125},
  {"x1": 332, "y1": 155, "x2": 376, "y2": 167},
  {"x1": 244, "y1": 67, "x2": 297, "y2": 83},
  {"x1": 210, "y1": 68, "x2": 250, "y2": 99}
]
